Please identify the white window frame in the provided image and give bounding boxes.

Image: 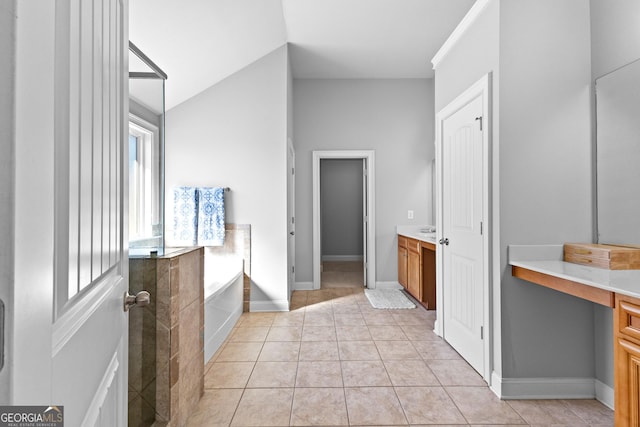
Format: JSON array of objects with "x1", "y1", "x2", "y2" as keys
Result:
[{"x1": 128, "y1": 114, "x2": 160, "y2": 244}]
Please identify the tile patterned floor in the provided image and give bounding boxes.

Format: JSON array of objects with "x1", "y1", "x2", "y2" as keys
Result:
[{"x1": 186, "y1": 288, "x2": 614, "y2": 426}]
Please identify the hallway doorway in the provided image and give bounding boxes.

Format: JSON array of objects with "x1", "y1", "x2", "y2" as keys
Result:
[{"x1": 312, "y1": 150, "x2": 376, "y2": 290}]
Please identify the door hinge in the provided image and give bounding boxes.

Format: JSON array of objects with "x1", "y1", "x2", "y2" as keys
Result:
[
  {"x1": 475, "y1": 116, "x2": 483, "y2": 131},
  {"x1": 292, "y1": 216, "x2": 295, "y2": 224},
  {"x1": 292, "y1": 266, "x2": 295, "y2": 274},
  {"x1": 292, "y1": 167, "x2": 295, "y2": 175},
  {"x1": 480, "y1": 221, "x2": 483, "y2": 235},
  {"x1": 480, "y1": 326, "x2": 484, "y2": 340}
]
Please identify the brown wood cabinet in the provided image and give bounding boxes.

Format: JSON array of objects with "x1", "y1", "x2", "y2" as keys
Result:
[
  {"x1": 398, "y1": 236, "x2": 408, "y2": 288},
  {"x1": 397, "y1": 235, "x2": 436, "y2": 310},
  {"x1": 615, "y1": 293, "x2": 640, "y2": 426}
]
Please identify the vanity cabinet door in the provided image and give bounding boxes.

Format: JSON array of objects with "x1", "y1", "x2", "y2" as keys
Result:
[
  {"x1": 398, "y1": 236, "x2": 408, "y2": 288},
  {"x1": 407, "y1": 246, "x2": 421, "y2": 299},
  {"x1": 615, "y1": 294, "x2": 640, "y2": 426}
]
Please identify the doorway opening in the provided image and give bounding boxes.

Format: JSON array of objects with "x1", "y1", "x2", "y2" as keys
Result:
[
  {"x1": 312, "y1": 150, "x2": 376, "y2": 290},
  {"x1": 320, "y1": 159, "x2": 364, "y2": 289}
]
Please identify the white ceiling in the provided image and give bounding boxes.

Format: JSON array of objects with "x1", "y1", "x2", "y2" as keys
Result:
[{"x1": 129, "y1": 0, "x2": 475, "y2": 110}]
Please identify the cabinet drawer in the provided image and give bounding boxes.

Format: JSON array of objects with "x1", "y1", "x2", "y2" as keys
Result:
[
  {"x1": 618, "y1": 297, "x2": 640, "y2": 342},
  {"x1": 407, "y1": 238, "x2": 421, "y2": 254},
  {"x1": 398, "y1": 235, "x2": 407, "y2": 249}
]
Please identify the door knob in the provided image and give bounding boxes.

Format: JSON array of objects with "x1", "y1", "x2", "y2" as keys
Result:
[
  {"x1": 439, "y1": 238, "x2": 449, "y2": 246},
  {"x1": 289, "y1": 231, "x2": 295, "y2": 236},
  {"x1": 123, "y1": 290, "x2": 151, "y2": 312}
]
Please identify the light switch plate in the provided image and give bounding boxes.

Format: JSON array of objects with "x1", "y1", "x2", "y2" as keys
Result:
[{"x1": 408, "y1": 210, "x2": 414, "y2": 219}]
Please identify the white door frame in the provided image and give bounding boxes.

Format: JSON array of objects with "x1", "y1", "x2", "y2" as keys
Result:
[
  {"x1": 435, "y1": 73, "x2": 492, "y2": 382},
  {"x1": 312, "y1": 150, "x2": 376, "y2": 289},
  {"x1": 287, "y1": 138, "x2": 296, "y2": 299}
]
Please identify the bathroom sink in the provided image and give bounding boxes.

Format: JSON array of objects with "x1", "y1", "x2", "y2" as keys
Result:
[{"x1": 419, "y1": 227, "x2": 436, "y2": 234}]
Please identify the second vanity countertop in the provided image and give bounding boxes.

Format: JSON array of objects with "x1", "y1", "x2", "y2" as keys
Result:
[
  {"x1": 397, "y1": 225, "x2": 437, "y2": 245},
  {"x1": 509, "y1": 244, "x2": 640, "y2": 301}
]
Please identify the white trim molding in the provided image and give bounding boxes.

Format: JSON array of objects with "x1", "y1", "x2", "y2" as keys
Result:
[
  {"x1": 595, "y1": 379, "x2": 615, "y2": 410},
  {"x1": 431, "y1": 0, "x2": 491, "y2": 69},
  {"x1": 294, "y1": 282, "x2": 314, "y2": 291},
  {"x1": 321, "y1": 255, "x2": 364, "y2": 262},
  {"x1": 312, "y1": 150, "x2": 376, "y2": 290},
  {"x1": 499, "y1": 377, "x2": 598, "y2": 400},
  {"x1": 375, "y1": 281, "x2": 403, "y2": 290},
  {"x1": 250, "y1": 300, "x2": 290, "y2": 312}
]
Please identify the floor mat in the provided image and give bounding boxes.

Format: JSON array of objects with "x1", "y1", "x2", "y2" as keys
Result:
[{"x1": 364, "y1": 289, "x2": 416, "y2": 309}]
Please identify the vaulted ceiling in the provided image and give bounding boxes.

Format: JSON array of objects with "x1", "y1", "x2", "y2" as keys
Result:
[{"x1": 129, "y1": 0, "x2": 475, "y2": 110}]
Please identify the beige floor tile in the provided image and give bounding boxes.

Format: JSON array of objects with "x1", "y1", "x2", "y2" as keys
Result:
[
  {"x1": 336, "y1": 325, "x2": 373, "y2": 341},
  {"x1": 368, "y1": 325, "x2": 408, "y2": 340},
  {"x1": 395, "y1": 386, "x2": 467, "y2": 425},
  {"x1": 400, "y1": 325, "x2": 441, "y2": 341},
  {"x1": 335, "y1": 313, "x2": 366, "y2": 326},
  {"x1": 296, "y1": 361, "x2": 343, "y2": 387},
  {"x1": 341, "y1": 360, "x2": 391, "y2": 387},
  {"x1": 228, "y1": 326, "x2": 269, "y2": 342},
  {"x1": 265, "y1": 326, "x2": 303, "y2": 341},
  {"x1": 231, "y1": 388, "x2": 294, "y2": 426},
  {"x1": 238, "y1": 313, "x2": 275, "y2": 327},
  {"x1": 204, "y1": 362, "x2": 254, "y2": 389},
  {"x1": 412, "y1": 339, "x2": 462, "y2": 360},
  {"x1": 427, "y1": 359, "x2": 486, "y2": 386},
  {"x1": 302, "y1": 325, "x2": 337, "y2": 341},
  {"x1": 272, "y1": 312, "x2": 305, "y2": 327},
  {"x1": 304, "y1": 311, "x2": 336, "y2": 325},
  {"x1": 332, "y1": 303, "x2": 362, "y2": 314},
  {"x1": 186, "y1": 388, "x2": 243, "y2": 427},
  {"x1": 383, "y1": 360, "x2": 440, "y2": 386},
  {"x1": 246, "y1": 361, "x2": 298, "y2": 388},
  {"x1": 446, "y1": 386, "x2": 526, "y2": 425},
  {"x1": 507, "y1": 399, "x2": 590, "y2": 425},
  {"x1": 392, "y1": 312, "x2": 429, "y2": 326},
  {"x1": 258, "y1": 341, "x2": 300, "y2": 361},
  {"x1": 299, "y1": 341, "x2": 340, "y2": 361},
  {"x1": 338, "y1": 340, "x2": 381, "y2": 360},
  {"x1": 344, "y1": 387, "x2": 408, "y2": 425},
  {"x1": 216, "y1": 342, "x2": 263, "y2": 362},
  {"x1": 375, "y1": 340, "x2": 421, "y2": 360},
  {"x1": 291, "y1": 388, "x2": 349, "y2": 426},
  {"x1": 561, "y1": 399, "x2": 614, "y2": 425},
  {"x1": 362, "y1": 311, "x2": 398, "y2": 326}
]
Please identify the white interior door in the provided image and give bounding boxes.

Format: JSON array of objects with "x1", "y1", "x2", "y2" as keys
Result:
[
  {"x1": 362, "y1": 159, "x2": 368, "y2": 287},
  {"x1": 10, "y1": 1, "x2": 130, "y2": 425},
  {"x1": 441, "y1": 95, "x2": 485, "y2": 375},
  {"x1": 287, "y1": 139, "x2": 296, "y2": 297}
]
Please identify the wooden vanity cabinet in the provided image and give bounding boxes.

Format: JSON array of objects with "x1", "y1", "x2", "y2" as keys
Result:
[
  {"x1": 398, "y1": 236, "x2": 408, "y2": 288},
  {"x1": 407, "y1": 239, "x2": 422, "y2": 300},
  {"x1": 615, "y1": 294, "x2": 640, "y2": 426},
  {"x1": 397, "y1": 235, "x2": 436, "y2": 309}
]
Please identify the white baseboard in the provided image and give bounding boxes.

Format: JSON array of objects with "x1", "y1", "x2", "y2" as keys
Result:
[
  {"x1": 250, "y1": 300, "x2": 290, "y2": 312},
  {"x1": 490, "y1": 371, "x2": 502, "y2": 398},
  {"x1": 595, "y1": 379, "x2": 614, "y2": 410},
  {"x1": 294, "y1": 281, "x2": 314, "y2": 290},
  {"x1": 374, "y1": 281, "x2": 403, "y2": 289},
  {"x1": 498, "y1": 376, "x2": 596, "y2": 400},
  {"x1": 321, "y1": 255, "x2": 364, "y2": 262}
]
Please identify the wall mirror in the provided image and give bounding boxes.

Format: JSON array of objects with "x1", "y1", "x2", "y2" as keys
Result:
[{"x1": 596, "y1": 58, "x2": 640, "y2": 245}]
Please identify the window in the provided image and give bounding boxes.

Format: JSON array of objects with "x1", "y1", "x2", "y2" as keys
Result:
[{"x1": 129, "y1": 115, "x2": 161, "y2": 247}]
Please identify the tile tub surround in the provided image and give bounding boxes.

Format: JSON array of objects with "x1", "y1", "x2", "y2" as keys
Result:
[
  {"x1": 129, "y1": 247, "x2": 205, "y2": 427},
  {"x1": 185, "y1": 287, "x2": 614, "y2": 426}
]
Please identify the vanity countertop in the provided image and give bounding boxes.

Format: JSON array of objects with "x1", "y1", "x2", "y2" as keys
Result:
[
  {"x1": 397, "y1": 225, "x2": 437, "y2": 245},
  {"x1": 509, "y1": 244, "x2": 640, "y2": 301}
]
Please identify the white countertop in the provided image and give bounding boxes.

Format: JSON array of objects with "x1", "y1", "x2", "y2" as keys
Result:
[
  {"x1": 509, "y1": 244, "x2": 640, "y2": 299},
  {"x1": 397, "y1": 225, "x2": 437, "y2": 244}
]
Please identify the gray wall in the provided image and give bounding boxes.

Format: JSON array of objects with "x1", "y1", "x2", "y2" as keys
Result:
[
  {"x1": 590, "y1": 0, "x2": 640, "y2": 393},
  {"x1": 293, "y1": 79, "x2": 434, "y2": 285},
  {"x1": 0, "y1": 0, "x2": 15, "y2": 403},
  {"x1": 165, "y1": 45, "x2": 290, "y2": 309},
  {"x1": 435, "y1": 0, "x2": 594, "y2": 384},
  {"x1": 320, "y1": 159, "x2": 363, "y2": 259}
]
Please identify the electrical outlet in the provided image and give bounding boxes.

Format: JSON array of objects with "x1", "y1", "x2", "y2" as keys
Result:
[{"x1": 408, "y1": 210, "x2": 414, "y2": 219}]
